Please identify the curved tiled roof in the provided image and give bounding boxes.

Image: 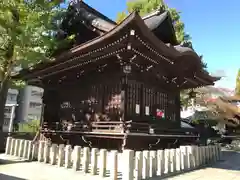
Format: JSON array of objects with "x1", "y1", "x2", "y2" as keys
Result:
[{"x1": 13, "y1": 11, "x2": 219, "y2": 89}]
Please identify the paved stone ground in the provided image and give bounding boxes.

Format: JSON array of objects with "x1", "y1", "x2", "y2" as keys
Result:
[
  {"x1": 0, "y1": 150, "x2": 240, "y2": 180},
  {"x1": 165, "y1": 151, "x2": 240, "y2": 180}
]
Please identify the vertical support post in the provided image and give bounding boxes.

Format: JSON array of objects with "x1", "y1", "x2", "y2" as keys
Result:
[
  {"x1": 72, "y1": 146, "x2": 81, "y2": 171},
  {"x1": 164, "y1": 149, "x2": 170, "y2": 174},
  {"x1": 192, "y1": 146, "x2": 197, "y2": 168},
  {"x1": 27, "y1": 141, "x2": 32, "y2": 160},
  {"x1": 99, "y1": 149, "x2": 107, "y2": 177},
  {"x1": 135, "y1": 151, "x2": 143, "y2": 180},
  {"x1": 14, "y1": 139, "x2": 20, "y2": 156},
  {"x1": 195, "y1": 146, "x2": 200, "y2": 167},
  {"x1": 82, "y1": 147, "x2": 90, "y2": 173},
  {"x1": 186, "y1": 146, "x2": 192, "y2": 169},
  {"x1": 205, "y1": 146, "x2": 209, "y2": 164},
  {"x1": 213, "y1": 145, "x2": 216, "y2": 161},
  {"x1": 198, "y1": 146, "x2": 202, "y2": 166},
  {"x1": 202, "y1": 146, "x2": 206, "y2": 165},
  {"x1": 65, "y1": 145, "x2": 72, "y2": 168},
  {"x1": 23, "y1": 140, "x2": 29, "y2": 159},
  {"x1": 91, "y1": 148, "x2": 98, "y2": 175},
  {"x1": 180, "y1": 146, "x2": 187, "y2": 170},
  {"x1": 38, "y1": 141, "x2": 45, "y2": 162},
  {"x1": 122, "y1": 149, "x2": 134, "y2": 180},
  {"x1": 218, "y1": 144, "x2": 222, "y2": 160},
  {"x1": 204, "y1": 146, "x2": 208, "y2": 164},
  {"x1": 5, "y1": 137, "x2": 12, "y2": 155},
  {"x1": 156, "y1": 150, "x2": 164, "y2": 176},
  {"x1": 209, "y1": 146, "x2": 213, "y2": 162},
  {"x1": 43, "y1": 141, "x2": 51, "y2": 163},
  {"x1": 18, "y1": 139, "x2": 24, "y2": 157},
  {"x1": 50, "y1": 144, "x2": 57, "y2": 165},
  {"x1": 214, "y1": 145, "x2": 218, "y2": 161},
  {"x1": 175, "y1": 148, "x2": 181, "y2": 171},
  {"x1": 199, "y1": 146, "x2": 204, "y2": 166},
  {"x1": 31, "y1": 143, "x2": 38, "y2": 160},
  {"x1": 142, "y1": 150, "x2": 150, "y2": 179},
  {"x1": 170, "y1": 149, "x2": 176, "y2": 173},
  {"x1": 149, "y1": 150, "x2": 157, "y2": 177},
  {"x1": 57, "y1": 144, "x2": 65, "y2": 167},
  {"x1": 10, "y1": 138, "x2": 16, "y2": 155},
  {"x1": 110, "y1": 150, "x2": 118, "y2": 180}
]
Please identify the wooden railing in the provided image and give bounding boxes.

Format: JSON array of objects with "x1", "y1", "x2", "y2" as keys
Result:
[{"x1": 41, "y1": 120, "x2": 198, "y2": 136}]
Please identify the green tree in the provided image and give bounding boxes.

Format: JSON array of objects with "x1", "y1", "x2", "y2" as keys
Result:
[
  {"x1": 235, "y1": 69, "x2": 240, "y2": 95},
  {"x1": 0, "y1": 0, "x2": 67, "y2": 131},
  {"x1": 116, "y1": 0, "x2": 191, "y2": 44}
]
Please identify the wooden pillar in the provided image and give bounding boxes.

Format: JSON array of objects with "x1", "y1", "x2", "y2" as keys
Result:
[
  {"x1": 42, "y1": 88, "x2": 61, "y2": 129},
  {"x1": 120, "y1": 75, "x2": 128, "y2": 122},
  {"x1": 175, "y1": 92, "x2": 181, "y2": 126}
]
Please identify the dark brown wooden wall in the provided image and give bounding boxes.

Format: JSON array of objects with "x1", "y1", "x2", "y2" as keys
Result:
[
  {"x1": 42, "y1": 68, "x2": 181, "y2": 129},
  {"x1": 126, "y1": 78, "x2": 180, "y2": 127}
]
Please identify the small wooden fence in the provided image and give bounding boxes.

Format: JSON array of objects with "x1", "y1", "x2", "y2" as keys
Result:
[{"x1": 5, "y1": 137, "x2": 222, "y2": 180}]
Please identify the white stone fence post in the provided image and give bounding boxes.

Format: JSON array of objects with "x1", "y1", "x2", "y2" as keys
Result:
[{"x1": 5, "y1": 137, "x2": 223, "y2": 180}]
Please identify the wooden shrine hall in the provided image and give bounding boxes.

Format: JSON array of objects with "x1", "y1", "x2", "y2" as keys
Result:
[{"x1": 13, "y1": 1, "x2": 220, "y2": 150}]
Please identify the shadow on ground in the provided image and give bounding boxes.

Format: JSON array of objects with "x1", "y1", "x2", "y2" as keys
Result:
[
  {"x1": 213, "y1": 150, "x2": 240, "y2": 171},
  {"x1": 0, "y1": 158, "x2": 30, "y2": 165},
  {"x1": 0, "y1": 174, "x2": 27, "y2": 180}
]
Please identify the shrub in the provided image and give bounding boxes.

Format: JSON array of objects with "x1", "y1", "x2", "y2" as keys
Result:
[{"x1": 18, "y1": 119, "x2": 40, "y2": 133}]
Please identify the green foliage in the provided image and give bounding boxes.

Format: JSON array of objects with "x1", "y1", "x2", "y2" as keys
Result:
[
  {"x1": 18, "y1": 119, "x2": 40, "y2": 133},
  {"x1": 235, "y1": 69, "x2": 240, "y2": 95},
  {"x1": 0, "y1": 0, "x2": 68, "y2": 131},
  {"x1": 0, "y1": 0, "x2": 66, "y2": 83},
  {"x1": 116, "y1": 0, "x2": 191, "y2": 44}
]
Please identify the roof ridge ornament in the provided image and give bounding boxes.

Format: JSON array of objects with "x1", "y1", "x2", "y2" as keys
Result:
[{"x1": 142, "y1": 5, "x2": 166, "y2": 20}]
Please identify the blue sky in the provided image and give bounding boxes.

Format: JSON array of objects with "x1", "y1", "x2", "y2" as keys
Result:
[{"x1": 64, "y1": 0, "x2": 239, "y2": 90}]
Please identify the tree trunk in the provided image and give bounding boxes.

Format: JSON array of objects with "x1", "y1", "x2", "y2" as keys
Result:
[{"x1": 0, "y1": 78, "x2": 10, "y2": 132}]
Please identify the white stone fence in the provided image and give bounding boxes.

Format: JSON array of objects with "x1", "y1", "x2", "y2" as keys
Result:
[{"x1": 5, "y1": 137, "x2": 222, "y2": 180}]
